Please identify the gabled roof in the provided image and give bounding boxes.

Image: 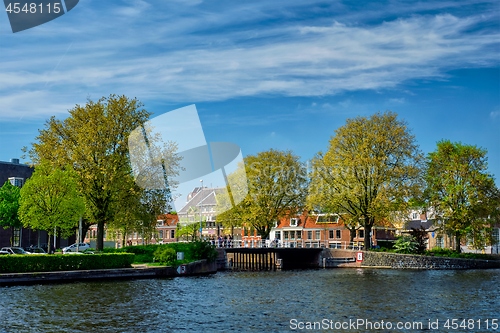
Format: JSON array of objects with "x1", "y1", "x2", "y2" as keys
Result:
[
  {"x1": 406, "y1": 219, "x2": 436, "y2": 231},
  {"x1": 178, "y1": 187, "x2": 224, "y2": 214},
  {"x1": 157, "y1": 213, "x2": 179, "y2": 227}
]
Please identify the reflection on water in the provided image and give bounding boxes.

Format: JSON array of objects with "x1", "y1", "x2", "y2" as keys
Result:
[{"x1": 0, "y1": 269, "x2": 498, "y2": 332}]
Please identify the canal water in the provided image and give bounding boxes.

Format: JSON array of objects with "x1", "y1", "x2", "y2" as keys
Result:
[{"x1": 0, "y1": 269, "x2": 498, "y2": 332}]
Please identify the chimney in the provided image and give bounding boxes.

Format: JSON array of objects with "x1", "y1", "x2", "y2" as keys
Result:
[{"x1": 10, "y1": 158, "x2": 19, "y2": 164}]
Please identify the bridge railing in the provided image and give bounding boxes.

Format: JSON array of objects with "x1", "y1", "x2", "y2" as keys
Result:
[{"x1": 213, "y1": 239, "x2": 365, "y2": 250}]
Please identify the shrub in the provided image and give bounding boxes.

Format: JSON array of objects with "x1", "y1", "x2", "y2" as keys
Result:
[
  {"x1": 153, "y1": 246, "x2": 177, "y2": 265},
  {"x1": 188, "y1": 241, "x2": 218, "y2": 262},
  {"x1": 96, "y1": 241, "x2": 217, "y2": 265},
  {"x1": 394, "y1": 235, "x2": 419, "y2": 254}
]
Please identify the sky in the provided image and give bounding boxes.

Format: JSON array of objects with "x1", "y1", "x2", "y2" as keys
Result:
[{"x1": 0, "y1": 0, "x2": 499, "y2": 207}]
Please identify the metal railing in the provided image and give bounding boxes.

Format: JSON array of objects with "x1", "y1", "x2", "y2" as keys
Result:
[{"x1": 213, "y1": 239, "x2": 364, "y2": 250}]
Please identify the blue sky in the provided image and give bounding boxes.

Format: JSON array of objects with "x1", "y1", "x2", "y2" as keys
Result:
[{"x1": 1, "y1": 0, "x2": 499, "y2": 202}]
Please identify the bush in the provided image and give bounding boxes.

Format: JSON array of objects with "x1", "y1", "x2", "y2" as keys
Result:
[
  {"x1": 0, "y1": 253, "x2": 134, "y2": 274},
  {"x1": 394, "y1": 235, "x2": 419, "y2": 254},
  {"x1": 424, "y1": 248, "x2": 496, "y2": 260},
  {"x1": 188, "y1": 241, "x2": 218, "y2": 262},
  {"x1": 153, "y1": 246, "x2": 177, "y2": 265},
  {"x1": 96, "y1": 241, "x2": 217, "y2": 264}
]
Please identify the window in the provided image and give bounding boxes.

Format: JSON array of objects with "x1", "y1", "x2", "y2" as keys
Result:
[
  {"x1": 290, "y1": 231, "x2": 295, "y2": 240},
  {"x1": 336, "y1": 230, "x2": 341, "y2": 239},
  {"x1": 284, "y1": 231, "x2": 289, "y2": 240},
  {"x1": 290, "y1": 218, "x2": 299, "y2": 227},
  {"x1": 12, "y1": 227, "x2": 21, "y2": 246},
  {"x1": 157, "y1": 220, "x2": 164, "y2": 226},
  {"x1": 158, "y1": 230, "x2": 164, "y2": 239},
  {"x1": 171, "y1": 230, "x2": 175, "y2": 239},
  {"x1": 329, "y1": 230, "x2": 334, "y2": 239},
  {"x1": 436, "y1": 237, "x2": 444, "y2": 248},
  {"x1": 316, "y1": 214, "x2": 339, "y2": 223},
  {"x1": 8, "y1": 177, "x2": 24, "y2": 187},
  {"x1": 307, "y1": 231, "x2": 312, "y2": 240},
  {"x1": 412, "y1": 212, "x2": 418, "y2": 219},
  {"x1": 296, "y1": 231, "x2": 302, "y2": 239},
  {"x1": 358, "y1": 230, "x2": 364, "y2": 239},
  {"x1": 275, "y1": 231, "x2": 281, "y2": 240},
  {"x1": 315, "y1": 230, "x2": 321, "y2": 240}
]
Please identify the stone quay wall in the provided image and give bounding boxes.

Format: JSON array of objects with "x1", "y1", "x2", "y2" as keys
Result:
[
  {"x1": 362, "y1": 251, "x2": 500, "y2": 269},
  {"x1": 321, "y1": 249, "x2": 500, "y2": 269}
]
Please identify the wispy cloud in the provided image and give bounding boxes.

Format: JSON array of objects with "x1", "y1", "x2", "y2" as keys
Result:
[{"x1": 0, "y1": 1, "x2": 498, "y2": 119}]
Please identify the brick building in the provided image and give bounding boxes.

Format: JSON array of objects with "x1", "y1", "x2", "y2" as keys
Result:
[{"x1": 0, "y1": 159, "x2": 74, "y2": 250}]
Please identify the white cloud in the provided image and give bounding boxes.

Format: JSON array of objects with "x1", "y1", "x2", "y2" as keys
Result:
[{"x1": 0, "y1": 2, "x2": 498, "y2": 119}]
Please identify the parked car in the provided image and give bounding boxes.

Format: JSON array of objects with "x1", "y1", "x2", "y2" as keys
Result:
[
  {"x1": 24, "y1": 246, "x2": 47, "y2": 254},
  {"x1": 62, "y1": 243, "x2": 90, "y2": 253},
  {"x1": 0, "y1": 247, "x2": 30, "y2": 255}
]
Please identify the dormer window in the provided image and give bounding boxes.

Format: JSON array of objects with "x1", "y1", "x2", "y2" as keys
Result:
[
  {"x1": 290, "y1": 218, "x2": 299, "y2": 227},
  {"x1": 316, "y1": 214, "x2": 339, "y2": 223}
]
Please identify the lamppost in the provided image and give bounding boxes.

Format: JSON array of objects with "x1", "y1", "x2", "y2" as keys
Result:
[{"x1": 199, "y1": 179, "x2": 203, "y2": 240}]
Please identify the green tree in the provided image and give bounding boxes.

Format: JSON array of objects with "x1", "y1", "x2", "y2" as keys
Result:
[
  {"x1": 308, "y1": 111, "x2": 423, "y2": 249},
  {"x1": 18, "y1": 162, "x2": 85, "y2": 252},
  {"x1": 0, "y1": 181, "x2": 22, "y2": 245},
  {"x1": 27, "y1": 95, "x2": 179, "y2": 250},
  {"x1": 425, "y1": 140, "x2": 499, "y2": 252},
  {"x1": 219, "y1": 149, "x2": 308, "y2": 239}
]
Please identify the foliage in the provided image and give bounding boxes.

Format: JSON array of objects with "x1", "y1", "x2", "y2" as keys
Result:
[
  {"x1": 409, "y1": 227, "x2": 428, "y2": 254},
  {"x1": 153, "y1": 246, "x2": 177, "y2": 265},
  {"x1": 425, "y1": 247, "x2": 497, "y2": 260},
  {"x1": 308, "y1": 111, "x2": 424, "y2": 249},
  {"x1": 0, "y1": 253, "x2": 134, "y2": 274},
  {"x1": 18, "y1": 162, "x2": 85, "y2": 251},
  {"x1": 188, "y1": 241, "x2": 218, "y2": 262},
  {"x1": 104, "y1": 241, "x2": 217, "y2": 264},
  {"x1": 393, "y1": 235, "x2": 419, "y2": 254},
  {"x1": 218, "y1": 149, "x2": 308, "y2": 239},
  {"x1": 176, "y1": 216, "x2": 202, "y2": 242},
  {"x1": 0, "y1": 181, "x2": 22, "y2": 238},
  {"x1": 28, "y1": 95, "x2": 180, "y2": 250},
  {"x1": 425, "y1": 140, "x2": 499, "y2": 252}
]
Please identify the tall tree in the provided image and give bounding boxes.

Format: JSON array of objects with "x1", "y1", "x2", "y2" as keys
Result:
[
  {"x1": 425, "y1": 140, "x2": 499, "y2": 252},
  {"x1": 0, "y1": 181, "x2": 22, "y2": 245},
  {"x1": 28, "y1": 95, "x2": 152, "y2": 250},
  {"x1": 218, "y1": 149, "x2": 308, "y2": 239},
  {"x1": 308, "y1": 111, "x2": 423, "y2": 249},
  {"x1": 18, "y1": 162, "x2": 85, "y2": 252}
]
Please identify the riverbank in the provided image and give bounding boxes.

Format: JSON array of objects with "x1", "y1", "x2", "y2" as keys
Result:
[
  {"x1": 0, "y1": 259, "x2": 217, "y2": 286},
  {"x1": 322, "y1": 248, "x2": 500, "y2": 269}
]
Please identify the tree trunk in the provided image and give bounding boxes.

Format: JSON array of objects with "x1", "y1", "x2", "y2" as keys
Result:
[
  {"x1": 364, "y1": 226, "x2": 372, "y2": 250},
  {"x1": 96, "y1": 220, "x2": 105, "y2": 251},
  {"x1": 364, "y1": 217, "x2": 374, "y2": 250},
  {"x1": 256, "y1": 226, "x2": 270, "y2": 240},
  {"x1": 349, "y1": 228, "x2": 356, "y2": 243},
  {"x1": 47, "y1": 233, "x2": 52, "y2": 254},
  {"x1": 455, "y1": 231, "x2": 461, "y2": 253}
]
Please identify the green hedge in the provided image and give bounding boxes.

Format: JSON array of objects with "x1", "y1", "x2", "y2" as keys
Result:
[
  {"x1": 102, "y1": 241, "x2": 218, "y2": 264},
  {"x1": 0, "y1": 253, "x2": 134, "y2": 274},
  {"x1": 424, "y1": 248, "x2": 496, "y2": 260}
]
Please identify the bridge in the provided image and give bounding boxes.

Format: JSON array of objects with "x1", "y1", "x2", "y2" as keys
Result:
[{"x1": 222, "y1": 248, "x2": 324, "y2": 270}]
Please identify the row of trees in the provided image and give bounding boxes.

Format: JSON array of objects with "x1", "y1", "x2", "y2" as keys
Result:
[
  {"x1": 217, "y1": 112, "x2": 499, "y2": 251},
  {"x1": 0, "y1": 94, "x2": 498, "y2": 252}
]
